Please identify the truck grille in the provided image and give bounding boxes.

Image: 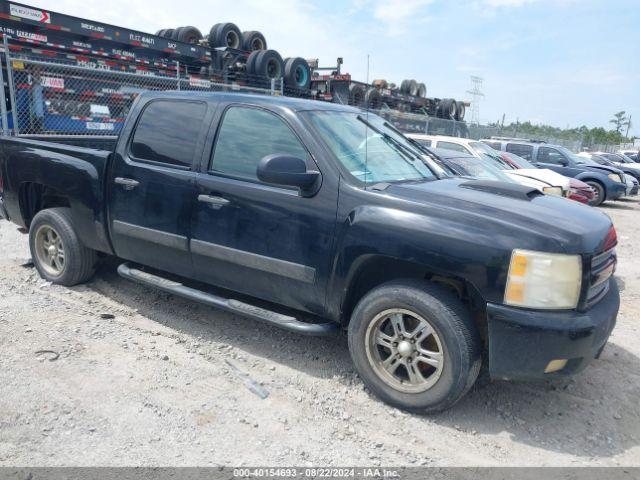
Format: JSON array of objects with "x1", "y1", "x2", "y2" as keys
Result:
[{"x1": 587, "y1": 248, "x2": 616, "y2": 307}]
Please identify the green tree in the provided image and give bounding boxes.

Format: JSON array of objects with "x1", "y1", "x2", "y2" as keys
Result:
[{"x1": 610, "y1": 111, "x2": 630, "y2": 134}]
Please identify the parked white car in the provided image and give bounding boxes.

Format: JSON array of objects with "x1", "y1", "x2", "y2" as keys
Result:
[{"x1": 407, "y1": 134, "x2": 570, "y2": 196}]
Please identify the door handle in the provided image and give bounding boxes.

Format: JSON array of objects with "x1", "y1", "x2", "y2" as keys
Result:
[
  {"x1": 114, "y1": 177, "x2": 140, "y2": 190},
  {"x1": 198, "y1": 194, "x2": 230, "y2": 209}
]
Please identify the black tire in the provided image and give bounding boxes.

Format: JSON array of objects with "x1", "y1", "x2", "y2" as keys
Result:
[
  {"x1": 348, "y1": 279, "x2": 481, "y2": 412},
  {"x1": 170, "y1": 27, "x2": 182, "y2": 40},
  {"x1": 29, "y1": 208, "x2": 97, "y2": 287},
  {"x1": 364, "y1": 87, "x2": 382, "y2": 110},
  {"x1": 245, "y1": 50, "x2": 262, "y2": 79},
  {"x1": 400, "y1": 79, "x2": 411, "y2": 94},
  {"x1": 348, "y1": 83, "x2": 365, "y2": 107},
  {"x1": 209, "y1": 22, "x2": 242, "y2": 49},
  {"x1": 417, "y1": 82, "x2": 427, "y2": 98},
  {"x1": 456, "y1": 101, "x2": 466, "y2": 121},
  {"x1": 254, "y1": 49, "x2": 284, "y2": 80},
  {"x1": 408, "y1": 79, "x2": 418, "y2": 97},
  {"x1": 438, "y1": 98, "x2": 457, "y2": 119},
  {"x1": 155, "y1": 29, "x2": 167, "y2": 37},
  {"x1": 283, "y1": 57, "x2": 311, "y2": 90},
  {"x1": 163, "y1": 28, "x2": 175, "y2": 39},
  {"x1": 242, "y1": 31, "x2": 267, "y2": 51},
  {"x1": 176, "y1": 26, "x2": 203, "y2": 44},
  {"x1": 585, "y1": 180, "x2": 605, "y2": 206}
]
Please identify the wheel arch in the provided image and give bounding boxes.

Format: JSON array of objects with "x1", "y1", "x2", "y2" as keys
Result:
[{"x1": 338, "y1": 254, "x2": 488, "y2": 342}]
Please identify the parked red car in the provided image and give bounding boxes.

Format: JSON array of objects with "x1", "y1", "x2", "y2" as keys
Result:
[{"x1": 568, "y1": 178, "x2": 596, "y2": 204}]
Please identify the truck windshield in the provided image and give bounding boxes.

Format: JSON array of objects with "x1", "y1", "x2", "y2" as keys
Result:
[{"x1": 305, "y1": 111, "x2": 436, "y2": 184}]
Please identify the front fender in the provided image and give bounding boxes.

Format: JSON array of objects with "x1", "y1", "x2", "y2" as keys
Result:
[{"x1": 326, "y1": 205, "x2": 520, "y2": 321}]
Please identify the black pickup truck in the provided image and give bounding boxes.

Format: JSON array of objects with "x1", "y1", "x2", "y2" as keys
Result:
[{"x1": 0, "y1": 92, "x2": 620, "y2": 412}]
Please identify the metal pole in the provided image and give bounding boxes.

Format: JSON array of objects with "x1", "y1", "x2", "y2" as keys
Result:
[
  {"x1": 280, "y1": 78, "x2": 283, "y2": 96},
  {"x1": 270, "y1": 78, "x2": 275, "y2": 96},
  {"x1": 176, "y1": 61, "x2": 181, "y2": 91},
  {"x1": 3, "y1": 36, "x2": 18, "y2": 135},
  {"x1": 0, "y1": 46, "x2": 9, "y2": 136}
]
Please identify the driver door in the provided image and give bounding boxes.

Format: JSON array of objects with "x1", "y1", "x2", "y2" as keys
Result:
[{"x1": 190, "y1": 104, "x2": 338, "y2": 314}]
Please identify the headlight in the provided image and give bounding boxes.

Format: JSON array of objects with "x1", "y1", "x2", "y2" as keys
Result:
[
  {"x1": 608, "y1": 173, "x2": 624, "y2": 184},
  {"x1": 505, "y1": 249, "x2": 582, "y2": 309},
  {"x1": 542, "y1": 186, "x2": 562, "y2": 196}
]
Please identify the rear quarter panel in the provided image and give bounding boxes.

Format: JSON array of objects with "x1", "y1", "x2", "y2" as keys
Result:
[{"x1": 0, "y1": 137, "x2": 112, "y2": 253}]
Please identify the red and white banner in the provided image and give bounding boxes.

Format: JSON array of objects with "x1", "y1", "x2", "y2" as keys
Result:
[
  {"x1": 41, "y1": 76, "x2": 64, "y2": 89},
  {"x1": 9, "y1": 4, "x2": 51, "y2": 23}
]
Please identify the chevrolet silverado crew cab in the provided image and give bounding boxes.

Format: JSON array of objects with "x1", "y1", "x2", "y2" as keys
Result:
[{"x1": 0, "y1": 92, "x2": 620, "y2": 412}]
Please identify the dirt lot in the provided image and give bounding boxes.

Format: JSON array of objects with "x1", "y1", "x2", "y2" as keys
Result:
[{"x1": 0, "y1": 199, "x2": 639, "y2": 467}]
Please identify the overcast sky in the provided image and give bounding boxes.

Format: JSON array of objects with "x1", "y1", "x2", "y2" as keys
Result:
[{"x1": 27, "y1": 0, "x2": 639, "y2": 135}]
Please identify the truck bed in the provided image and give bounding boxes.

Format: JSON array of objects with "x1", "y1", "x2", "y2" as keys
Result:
[{"x1": 0, "y1": 135, "x2": 113, "y2": 253}]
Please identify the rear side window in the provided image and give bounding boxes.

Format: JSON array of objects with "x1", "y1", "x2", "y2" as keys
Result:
[
  {"x1": 130, "y1": 100, "x2": 207, "y2": 168},
  {"x1": 506, "y1": 143, "x2": 533, "y2": 160},
  {"x1": 437, "y1": 141, "x2": 469, "y2": 154},
  {"x1": 211, "y1": 106, "x2": 309, "y2": 181},
  {"x1": 415, "y1": 139, "x2": 432, "y2": 147}
]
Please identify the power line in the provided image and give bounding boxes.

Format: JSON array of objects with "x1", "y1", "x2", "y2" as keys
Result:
[{"x1": 465, "y1": 76, "x2": 484, "y2": 125}]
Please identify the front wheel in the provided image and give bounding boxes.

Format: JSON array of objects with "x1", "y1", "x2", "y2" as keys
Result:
[
  {"x1": 348, "y1": 280, "x2": 481, "y2": 412},
  {"x1": 585, "y1": 181, "x2": 605, "y2": 206},
  {"x1": 29, "y1": 208, "x2": 97, "y2": 286}
]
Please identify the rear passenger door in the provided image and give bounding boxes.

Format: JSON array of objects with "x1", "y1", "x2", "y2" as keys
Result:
[
  {"x1": 108, "y1": 99, "x2": 211, "y2": 278},
  {"x1": 190, "y1": 104, "x2": 337, "y2": 314}
]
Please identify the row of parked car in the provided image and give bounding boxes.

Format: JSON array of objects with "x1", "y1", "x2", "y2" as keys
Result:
[{"x1": 404, "y1": 135, "x2": 640, "y2": 207}]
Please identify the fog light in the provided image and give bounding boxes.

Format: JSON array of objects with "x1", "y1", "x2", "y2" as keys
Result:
[{"x1": 544, "y1": 359, "x2": 568, "y2": 373}]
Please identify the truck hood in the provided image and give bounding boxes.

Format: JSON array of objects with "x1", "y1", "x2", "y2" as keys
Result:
[
  {"x1": 384, "y1": 178, "x2": 612, "y2": 254},
  {"x1": 580, "y1": 163, "x2": 624, "y2": 176}
]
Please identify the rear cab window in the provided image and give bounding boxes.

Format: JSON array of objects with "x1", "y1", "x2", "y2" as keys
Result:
[
  {"x1": 130, "y1": 100, "x2": 208, "y2": 169},
  {"x1": 437, "y1": 141, "x2": 470, "y2": 154},
  {"x1": 482, "y1": 141, "x2": 502, "y2": 150}
]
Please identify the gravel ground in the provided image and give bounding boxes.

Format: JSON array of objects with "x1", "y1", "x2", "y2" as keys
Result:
[{"x1": 0, "y1": 199, "x2": 639, "y2": 467}]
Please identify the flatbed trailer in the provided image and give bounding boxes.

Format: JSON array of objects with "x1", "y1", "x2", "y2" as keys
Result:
[{"x1": 0, "y1": 1, "x2": 468, "y2": 136}]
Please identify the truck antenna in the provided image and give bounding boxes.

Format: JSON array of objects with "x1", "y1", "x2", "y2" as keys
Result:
[{"x1": 364, "y1": 54, "x2": 370, "y2": 190}]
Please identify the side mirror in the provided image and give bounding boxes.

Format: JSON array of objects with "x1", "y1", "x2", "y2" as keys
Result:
[
  {"x1": 257, "y1": 154, "x2": 321, "y2": 196},
  {"x1": 558, "y1": 158, "x2": 569, "y2": 166}
]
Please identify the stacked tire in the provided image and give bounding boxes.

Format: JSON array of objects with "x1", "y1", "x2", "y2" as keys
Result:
[
  {"x1": 156, "y1": 27, "x2": 203, "y2": 44},
  {"x1": 400, "y1": 79, "x2": 427, "y2": 98},
  {"x1": 437, "y1": 99, "x2": 466, "y2": 121}
]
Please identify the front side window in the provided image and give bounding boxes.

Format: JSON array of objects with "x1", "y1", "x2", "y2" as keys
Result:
[
  {"x1": 305, "y1": 111, "x2": 436, "y2": 184},
  {"x1": 537, "y1": 147, "x2": 567, "y2": 165},
  {"x1": 506, "y1": 143, "x2": 533, "y2": 160},
  {"x1": 211, "y1": 107, "x2": 309, "y2": 180},
  {"x1": 131, "y1": 101, "x2": 207, "y2": 168}
]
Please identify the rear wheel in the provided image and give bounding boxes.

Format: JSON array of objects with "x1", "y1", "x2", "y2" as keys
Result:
[
  {"x1": 586, "y1": 181, "x2": 605, "y2": 206},
  {"x1": 29, "y1": 208, "x2": 96, "y2": 286},
  {"x1": 348, "y1": 280, "x2": 481, "y2": 412}
]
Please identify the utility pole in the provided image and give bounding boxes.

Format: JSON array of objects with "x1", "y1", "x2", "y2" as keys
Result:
[
  {"x1": 465, "y1": 76, "x2": 484, "y2": 126},
  {"x1": 625, "y1": 115, "x2": 632, "y2": 139}
]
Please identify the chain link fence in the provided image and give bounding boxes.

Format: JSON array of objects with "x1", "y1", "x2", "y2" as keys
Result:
[
  {"x1": 0, "y1": 39, "x2": 282, "y2": 137},
  {"x1": 0, "y1": 38, "x2": 631, "y2": 154}
]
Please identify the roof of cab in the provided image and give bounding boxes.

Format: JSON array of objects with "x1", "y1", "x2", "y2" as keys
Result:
[{"x1": 138, "y1": 90, "x2": 360, "y2": 113}]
